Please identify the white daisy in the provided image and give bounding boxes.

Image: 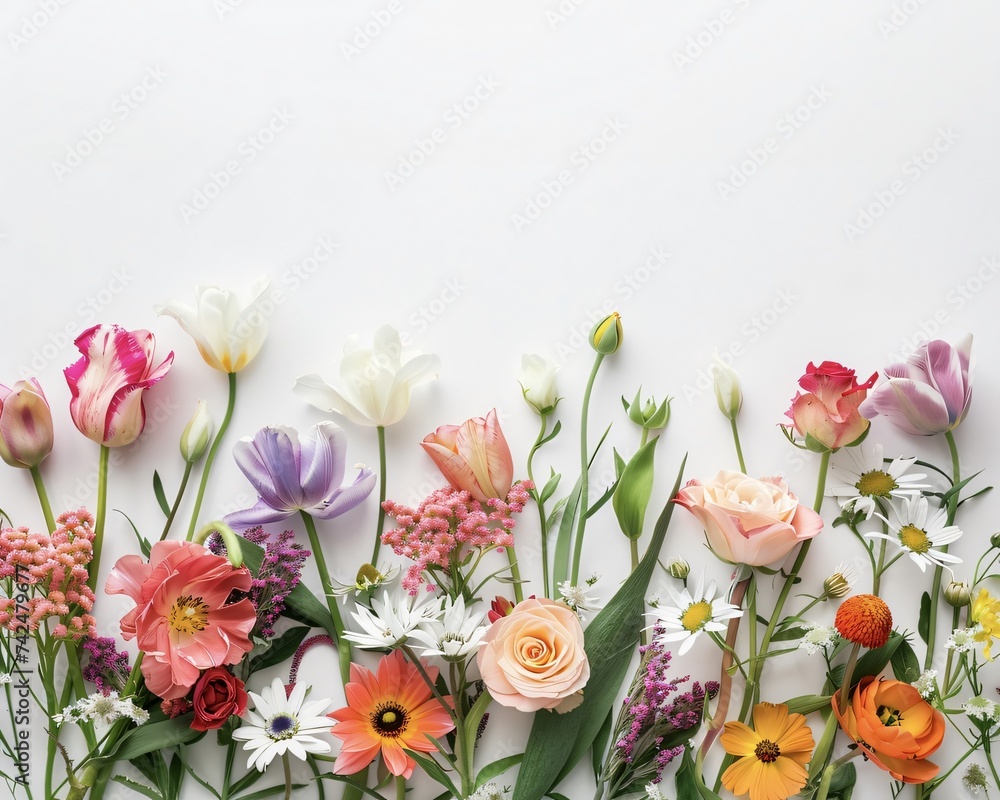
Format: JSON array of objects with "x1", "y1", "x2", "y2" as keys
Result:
[
  {"x1": 865, "y1": 495, "x2": 963, "y2": 573},
  {"x1": 945, "y1": 627, "x2": 978, "y2": 652},
  {"x1": 231, "y1": 678, "x2": 333, "y2": 771},
  {"x1": 646, "y1": 573, "x2": 742, "y2": 655},
  {"x1": 798, "y1": 623, "x2": 838, "y2": 655},
  {"x1": 911, "y1": 669, "x2": 938, "y2": 699},
  {"x1": 408, "y1": 595, "x2": 489, "y2": 662},
  {"x1": 557, "y1": 580, "x2": 601, "y2": 621},
  {"x1": 343, "y1": 586, "x2": 442, "y2": 649},
  {"x1": 963, "y1": 696, "x2": 1000, "y2": 724},
  {"x1": 828, "y1": 443, "x2": 930, "y2": 518}
]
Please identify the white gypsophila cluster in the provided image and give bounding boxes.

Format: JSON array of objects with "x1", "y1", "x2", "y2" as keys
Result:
[
  {"x1": 558, "y1": 580, "x2": 601, "y2": 621},
  {"x1": 466, "y1": 782, "x2": 508, "y2": 800},
  {"x1": 945, "y1": 627, "x2": 979, "y2": 653},
  {"x1": 645, "y1": 782, "x2": 668, "y2": 800},
  {"x1": 963, "y1": 696, "x2": 1000, "y2": 724},
  {"x1": 798, "y1": 623, "x2": 838, "y2": 655},
  {"x1": 53, "y1": 691, "x2": 149, "y2": 727},
  {"x1": 911, "y1": 669, "x2": 938, "y2": 699}
]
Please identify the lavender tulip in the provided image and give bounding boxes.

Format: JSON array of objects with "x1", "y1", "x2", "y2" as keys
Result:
[
  {"x1": 225, "y1": 422, "x2": 376, "y2": 527},
  {"x1": 860, "y1": 336, "x2": 973, "y2": 435}
]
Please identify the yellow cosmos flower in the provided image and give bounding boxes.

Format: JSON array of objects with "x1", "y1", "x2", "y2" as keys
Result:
[{"x1": 721, "y1": 702, "x2": 815, "y2": 800}]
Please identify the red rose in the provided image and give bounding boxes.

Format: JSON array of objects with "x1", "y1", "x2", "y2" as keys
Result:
[{"x1": 191, "y1": 667, "x2": 248, "y2": 731}]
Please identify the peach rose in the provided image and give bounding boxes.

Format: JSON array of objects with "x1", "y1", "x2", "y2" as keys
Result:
[
  {"x1": 476, "y1": 598, "x2": 589, "y2": 713},
  {"x1": 674, "y1": 470, "x2": 823, "y2": 566}
]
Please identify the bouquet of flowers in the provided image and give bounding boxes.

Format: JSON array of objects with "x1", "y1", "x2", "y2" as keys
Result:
[{"x1": 0, "y1": 280, "x2": 996, "y2": 800}]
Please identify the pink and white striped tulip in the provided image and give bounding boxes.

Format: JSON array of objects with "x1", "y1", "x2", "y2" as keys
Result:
[{"x1": 64, "y1": 324, "x2": 174, "y2": 447}]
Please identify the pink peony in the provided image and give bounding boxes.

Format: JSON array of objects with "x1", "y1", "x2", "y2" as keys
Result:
[
  {"x1": 106, "y1": 541, "x2": 255, "y2": 699},
  {"x1": 675, "y1": 470, "x2": 823, "y2": 567}
]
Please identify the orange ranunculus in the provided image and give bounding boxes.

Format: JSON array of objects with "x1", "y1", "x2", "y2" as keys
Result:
[
  {"x1": 832, "y1": 676, "x2": 945, "y2": 784},
  {"x1": 420, "y1": 409, "x2": 513, "y2": 502}
]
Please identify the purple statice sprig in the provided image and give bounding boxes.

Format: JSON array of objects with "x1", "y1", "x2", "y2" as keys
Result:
[
  {"x1": 81, "y1": 637, "x2": 130, "y2": 695},
  {"x1": 210, "y1": 526, "x2": 310, "y2": 640},
  {"x1": 600, "y1": 624, "x2": 718, "y2": 798}
]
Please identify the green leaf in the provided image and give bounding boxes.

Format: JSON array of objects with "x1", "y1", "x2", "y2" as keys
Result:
[
  {"x1": 475, "y1": 754, "x2": 523, "y2": 788},
  {"x1": 240, "y1": 538, "x2": 337, "y2": 639},
  {"x1": 547, "y1": 795, "x2": 572, "y2": 800},
  {"x1": 513, "y1": 457, "x2": 687, "y2": 800},
  {"x1": 115, "y1": 508, "x2": 151, "y2": 559},
  {"x1": 770, "y1": 626, "x2": 808, "y2": 643},
  {"x1": 675, "y1": 748, "x2": 722, "y2": 799},
  {"x1": 588, "y1": 423, "x2": 613, "y2": 469},
  {"x1": 552, "y1": 478, "x2": 582, "y2": 589},
  {"x1": 248, "y1": 626, "x2": 312, "y2": 674},
  {"x1": 314, "y1": 774, "x2": 389, "y2": 800},
  {"x1": 853, "y1": 631, "x2": 904, "y2": 683},
  {"x1": 613, "y1": 448, "x2": 626, "y2": 481},
  {"x1": 153, "y1": 470, "x2": 171, "y2": 517},
  {"x1": 804, "y1": 432, "x2": 833, "y2": 454},
  {"x1": 785, "y1": 694, "x2": 833, "y2": 715},
  {"x1": 167, "y1": 752, "x2": 184, "y2": 799},
  {"x1": 227, "y1": 766, "x2": 264, "y2": 797},
  {"x1": 612, "y1": 437, "x2": 659, "y2": 541},
  {"x1": 235, "y1": 784, "x2": 308, "y2": 800},
  {"x1": 112, "y1": 777, "x2": 163, "y2": 800},
  {"x1": 591, "y1": 710, "x2": 614, "y2": 782},
  {"x1": 585, "y1": 481, "x2": 619, "y2": 520},
  {"x1": 403, "y1": 750, "x2": 460, "y2": 797},
  {"x1": 918, "y1": 592, "x2": 931, "y2": 645},
  {"x1": 96, "y1": 718, "x2": 204, "y2": 765},
  {"x1": 540, "y1": 471, "x2": 562, "y2": 504},
  {"x1": 890, "y1": 634, "x2": 921, "y2": 684},
  {"x1": 827, "y1": 761, "x2": 857, "y2": 799},
  {"x1": 537, "y1": 419, "x2": 562, "y2": 448}
]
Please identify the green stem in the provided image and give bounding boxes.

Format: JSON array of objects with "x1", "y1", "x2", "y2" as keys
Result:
[
  {"x1": 282, "y1": 752, "x2": 292, "y2": 800},
  {"x1": 571, "y1": 352, "x2": 605, "y2": 585},
  {"x1": 746, "y1": 571, "x2": 758, "y2": 708},
  {"x1": 371, "y1": 425, "x2": 388, "y2": 565},
  {"x1": 451, "y1": 661, "x2": 473, "y2": 798},
  {"x1": 837, "y1": 642, "x2": 861, "y2": 711},
  {"x1": 395, "y1": 775, "x2": 406, "y2": 800},
  {"x1": 815, "y1": 750, "x2": 861, "y2": 800},
  {"x1": 526, "y1": 413, "x2": 551, "y2": 597},
  {"x1": 86, "y1": 446, "x2": 110, "y2": 594},
  {"x1": 808, "y1": 711, "x2": 841, "y2": 784},
  {"x1": 730, "y1": 417, "x2": 747, "y2": 474},
  {"x1": 159, "y1": 461, "x2": 194, "y2": 542},
  {"x1": 29, "y1": 465, "x2": 56, "y2": 532},
  {"x1": 187, "y1": 372, "x2": 237, "y2": 540},
  {"x1": 220, "y1": 740, "x2": 236, "y2": 800},
  {"x1": 506, "y1": 545, "x2": 524, "y2": 604},
  {"x1": 629, "y1": 538, "x2": 639, "y2": 574},
  {"x1": 942, "y1": 606, "x2": 961, "y2": 693},
  {"x1": 871, "y1": 534, "x2": 887, "y2": 595},
  {"x1": 301, "y1": 511, "x2": 351, "y2": 686},
  {"x1": 924, "y1": 430, "x2": 961, "y2": 670}
]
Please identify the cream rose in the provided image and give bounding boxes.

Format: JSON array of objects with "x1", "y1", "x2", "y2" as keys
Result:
[
  {"x1": 674, "y1": 470, "x2": 823, "y2": 566},
  {"x1": 476, "y1": 598, "x2": 589, "y2": 713}
]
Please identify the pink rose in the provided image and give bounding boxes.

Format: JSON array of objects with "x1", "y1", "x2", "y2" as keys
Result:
[
  {"x1": 675, "y1": 470, "x2": 823, "y2": 566},
  {"x1": 476, "y1": 598, "x2": 589, "y2": 713},
  {"x1": 785, "y1": 361, "x2": 876, "y2": 451}
]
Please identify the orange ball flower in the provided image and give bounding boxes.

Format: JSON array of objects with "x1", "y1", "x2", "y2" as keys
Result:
[
  {"x1": 720, "y1": 702, "x2": 816, "y2": 800},
  {"x1": 834, "y1": 594, "x2": 892, "y2": 649},
  {"x1": 832, "y1": 676, "x2": 945, "y2": 784}
]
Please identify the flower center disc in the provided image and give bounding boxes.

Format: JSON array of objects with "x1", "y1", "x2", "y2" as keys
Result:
[
  {"x1": 754, "y1": 739, "x2": 781, "y2": 763},
  {"x1": 372, "y1": 702, "x2": 409, "y2": 738},
  {"x1": 899, "y1": 525, "x2": 931, "y2": 554},
  {"x1": 266, "y1": 712, "x2": 299, "y2": 741},
  {"x1": 168, "y1": 595, "x2": 210, "y2": 634},
  {"x1": 877, "y1": 705, "x2": 903, "y2": 727},
  {"x1": 855, "y1": 470, "x2": 898, "y2": 498},
  {"x1": 680, "y1": 601, "x2": 713, "y2": 633}
]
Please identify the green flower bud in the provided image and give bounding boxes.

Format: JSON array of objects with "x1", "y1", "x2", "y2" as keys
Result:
[
  {"x1": 179, "y1": 400, "x2": 212, "y2": 463},
  {"x1": 665, "y1": 556, "x2": 690, "y2": 580},
  {"x1": 823, "y1": 570, "x2": 852, "y2": 599},
  {"x1": 944, "y1": 581, "x2": 972, "y2": 608},
  {"x1": 590, "y1": 312, "x2": 622, "y2": 355},
  {"x1": 623, "y1": 388, "x2": 671, "y2": 431},
  {"x1": 712, "y1": 352, "x2": 743, "y2": 421},
  {"x1": 991, "y1": 532, "x2": 1000, "y2": 550}
]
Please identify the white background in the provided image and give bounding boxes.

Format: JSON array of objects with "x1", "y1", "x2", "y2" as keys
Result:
[{"x1": 2, "y1": 1, "x2": 999, "y2": 798}]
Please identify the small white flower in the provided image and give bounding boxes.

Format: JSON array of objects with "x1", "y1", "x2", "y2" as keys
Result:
[
  {"x1": 865, "y1": 495, "x2": 963, "y2": 573},
  {"x1": 54, "y1": 691, "x2": 148, "y2": 727},
  {"x1": 409, "y1": 595, "x2": 489, "y2": 662},
  {"x1": 344, "y1": 587, "x2": 442, "y2": 649},
  {"x1": 645, "y1": 782, "x2": 668, "y2": 800},
  {"x1": 963, "y1": 696, "x2": 1000, "y2": 724},
  {"x1": 231, "y1": 678, "x2": 333, "y2": 771},
  {"x1": 0, "y1": 674, "x2": 12, "y2": 684},
  {"x1": 798, "y1": 623, "x2": 838, "y2": 655},
  {"x1": 911, "y1": 669, "x2": 938, "y2": 699},
  {"x1": 828, "y1": 444, "x2": 930, "y2": 518},
  {"x1": 466, "y1": 782, "x2": 508, "y2": 800},
  {"x1": 558, "y1": 580, "x2": 601, "y2": 621},
  {"x1": 646, "y1": 573, "x2": 743, "y2": 655},
  {"x1": 946, "y1": 627, "x2": 979, "y2": 652},
  {"x1": 518, "y1": 354, "x2": 559, "y2": 414}
]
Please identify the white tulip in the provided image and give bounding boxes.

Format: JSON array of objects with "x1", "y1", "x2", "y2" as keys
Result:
[{"x1": 518, "y1": 353, "x2": 559, "y2": 414}]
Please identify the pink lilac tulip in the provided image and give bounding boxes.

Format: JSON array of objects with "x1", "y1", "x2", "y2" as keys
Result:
[
  {"x1": 420, "y1": 409, "x2": 513, "y2": 502},
  {"x1": 0, "y1": 378, "x2": 54, "y2": 468}
]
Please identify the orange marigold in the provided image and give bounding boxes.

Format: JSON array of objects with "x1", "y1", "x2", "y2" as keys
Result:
[{"x1": 834, "y1": 594, "x2": 892, "y2": 649}]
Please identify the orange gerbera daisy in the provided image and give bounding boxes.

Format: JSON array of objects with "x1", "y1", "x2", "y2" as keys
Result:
[
  {"x1": 720, "y1": 702, "x2": 816, "y2": 800},
  {"x1": 329, "y1": 650, "x2": 455, "y2": 778}
]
